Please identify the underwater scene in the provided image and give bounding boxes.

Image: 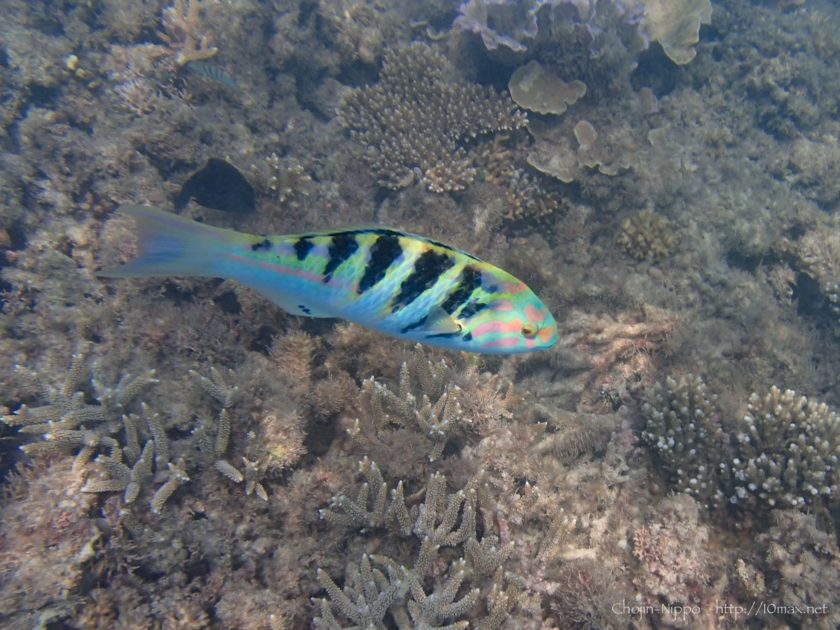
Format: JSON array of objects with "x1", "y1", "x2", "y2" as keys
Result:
[{"x1": 1, "y1": 0, "x2": 840, "y2": 627}]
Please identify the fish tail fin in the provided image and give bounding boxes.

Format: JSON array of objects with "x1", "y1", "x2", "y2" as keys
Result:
[{"x1": 98, "y1": 205, "x2": 241, "y2": 278}]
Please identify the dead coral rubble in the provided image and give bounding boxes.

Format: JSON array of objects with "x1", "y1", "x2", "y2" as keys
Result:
[{"x1": 339, "y1": 43, "x2": 525, "y2": 192}]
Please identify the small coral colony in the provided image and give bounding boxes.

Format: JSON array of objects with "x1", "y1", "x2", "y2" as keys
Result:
[{"x1": 1, "y1": 0, "x2": 840, "y2": 628}]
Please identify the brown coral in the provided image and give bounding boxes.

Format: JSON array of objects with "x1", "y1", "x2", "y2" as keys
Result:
[
  {"x1": 159, "y1": 0, "x2": 220, "y2": 66},
  {"x1": 0, "y1": 458, "x2": 99, "y2": 624},
  {"x1": 618, "y1": 208, "x2": 679, "y2": 261},
  {"x1": 339, "y1": 43, "x2": 526, "y2": 192}
]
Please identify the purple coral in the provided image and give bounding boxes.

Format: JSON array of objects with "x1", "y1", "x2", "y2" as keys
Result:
[
  {"x1": 454, "y1": 0, "x2": 542, "y2": 53},
  {"x1": 454, "y1": 0, "x2": 647, "y2": 55}
]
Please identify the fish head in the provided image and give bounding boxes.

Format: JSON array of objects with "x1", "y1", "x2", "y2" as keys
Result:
[{"x1": 459, "y1": 281, "x2": 557, "y2": 354}]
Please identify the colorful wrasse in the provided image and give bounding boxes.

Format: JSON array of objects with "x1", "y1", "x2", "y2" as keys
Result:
[{"x1": 99, "y1": 206, "x2": 557, "y2": 354}]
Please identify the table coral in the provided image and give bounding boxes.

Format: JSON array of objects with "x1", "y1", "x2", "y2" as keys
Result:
[
  {"x1": 338, "y1": 43, "x2": 525, "y2": 192},
  {"x1": 640, "y1": 0, "x2": 712, "y2": 65},
  {"x1": 453, "y1": 0, "x2": 542, "y2": 54},
  {"x1": 508, "y1": 60, "x2": 587, "y2": 115},
  {"x1": 526, "y1": 115, "x2": 638, "y2": 184}
]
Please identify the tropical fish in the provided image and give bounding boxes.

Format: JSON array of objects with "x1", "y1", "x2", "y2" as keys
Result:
[
  {"x1": 99, "y1": 206, "x2": 558, "y2": 354},
  {"x1": 175, "y1": 158, "x2": 256, "y2": 214},
  {"x1": 183, "y1": 60, "x2": 239, "y2": 90}
]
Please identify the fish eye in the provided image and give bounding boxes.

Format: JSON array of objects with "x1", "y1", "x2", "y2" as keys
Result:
[{"x1": 521, "y1": 323, "x2": 538, "y2": 338}]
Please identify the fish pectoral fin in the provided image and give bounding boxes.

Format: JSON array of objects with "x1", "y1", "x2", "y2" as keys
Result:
[{"x1": 418, "y1": 306, "x2": 463, "y2": 336}]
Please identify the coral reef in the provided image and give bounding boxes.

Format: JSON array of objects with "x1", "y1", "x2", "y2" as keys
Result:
[
  {"x1": 640, "y1": 0, "x2": 712, "y2": 65},
  {"x1": 731, "y1": 386, "x2": 840, "y2": 511},
  {"x1": 632, "y1": 494, "x2": 720, "y2": 625},
  {"x1": 618, "y1": 208, "x2": 678, "y2": 261},
  {"x1": 640, "y1": 374, "x2": 733, "y2": 509},
  {"x1": 0, "y1": 457, "x2": 99, "y2": 626},
  {"x1": 3, "y1": 0, "x2": 840, "y2": 626},
  {"x1": 2, "y1": 343, "x2": 157, "y2": 470},
  {"x1": 454, "y1": 0, "x2": 542, "y2": 54},
  {"x1": 642, "y1": 375, "x2": 840, "y2": 515},
  {"x1": 508, "y1": 60, "x2": 587, "y2": 115},
  {"x1": 525, "y1": 114, "x2": 640, "y2": 184},
  {"x1": 338, "y1": 43, "x2": 525, "y2": 192},
  {"x1": 316, "y1": 462, "x2": 518, "y2": 629},
  {"x1": 160, "y1": 0, "x2": 220, "y2": 66},
  {"x1": 344, "y1": 345, "x2": 515, "y2": 465},
  {"x1": 454, "y1": 0, "x2": 712, "y2": 66},
  {"x1": 753, "y1": 510, "x2": 840, "y2": 628}
]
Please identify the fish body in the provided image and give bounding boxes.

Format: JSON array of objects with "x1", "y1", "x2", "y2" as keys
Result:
[
  {"x1": 183, "y1": 60, "x2": 238, "y2": 90},
  {"x1": 100, "y1": 206, "x2": 557, "y2": 354}
]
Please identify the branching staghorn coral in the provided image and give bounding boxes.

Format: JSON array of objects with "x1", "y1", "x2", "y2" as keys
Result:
[
  {"x1": 80, "y1": 402, "x2": 190, "y2": 514},
  {"x1": 338, "y1": 43, "x2": 525, "y2": 192},
  {"x1": 319, "y1": 457, "x2": 413, "y2": 536},
  {"x1": 0, "y1": 345, "x2": 197, "y2": 514},
  {"x1": 348, "y1": 345, "x2": 513, "y2": 461},
  {"x1": 320, "y1": 458, "x2": 479, "y2": 547},
  {"x1": 159, "y1": 0, "x2": 220, "y2": 66},
  {"x1": 2, "y1": 343, "x2": 157, "y2": 470},
  {"x1": 313, "y1": 554, "x2": 407, "y2": 630},
  {"x1": 316, "y1": 461, "x2": 520, "y2": 628},
  {"x1": 350, "y1": 356, "x2": 462, "y2": 462},
  {"x1": 191, "y1": 366, "x2": 270, "y2": 501}
]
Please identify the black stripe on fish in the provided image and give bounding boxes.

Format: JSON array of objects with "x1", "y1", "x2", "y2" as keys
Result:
[
  {"x1": 459, "y1": 300, "x2": 489, "y2": 319},
  {"x1": 294, "y1": 237, "x2": 313, "y2": 261},
  {"x1": 251, "y1": 237, "x2": 272, "y2": 252},
  {"x1": 441, "y1": 265, "x2": 482, "y2": 315},
  {"x1": 425, "y1": 331, "x2": 462, "y2": 339},
  {"x1": 392, "y1": 249, "x2": 455, "y2": 313},
  {"x1": 400, "y1": 315, "x2": 428, "y2": 335},
  {"x1": 358, "y1": 233, "x2": 403, "y2": 294},
  {"x1": 323, "y1": 233, "x2": 359, "y2": 282},
  {"x1": 425, "y1": 237, "x2": 480, "y2": 261}
]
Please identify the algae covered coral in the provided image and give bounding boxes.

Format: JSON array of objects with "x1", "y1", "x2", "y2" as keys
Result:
[{"x1": 2, "y1": 0, "x2": 840, "y2": 627}]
